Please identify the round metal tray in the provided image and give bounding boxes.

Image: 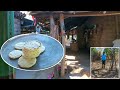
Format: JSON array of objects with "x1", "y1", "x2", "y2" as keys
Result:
[{"x1": 0, "y1": 33, "x2": 64, "y2": 71}]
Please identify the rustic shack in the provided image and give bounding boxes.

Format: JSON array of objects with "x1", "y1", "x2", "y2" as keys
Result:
[
  {"x1": 30, "y1": 11, "x2": 120, "y2": 78},
  {"x1": 30, "y1": 11, "x2": 120, "y2": 47}
]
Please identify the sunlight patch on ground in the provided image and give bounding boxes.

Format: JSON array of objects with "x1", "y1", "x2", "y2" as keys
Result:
[
  {"x1": 69, "y1": 74, "x2": 89, "y2": 79},
  {"x1": 65, "y1": 55, "x2": 76, "y2": 60},
  {"x1": 66, "y1": 61, "x2": 79, "y2": 65},
  {"x1": 81, "y1": 74, "x2": 90, "y2": 79},
  {"x1": 68, "y1": 64, "x2": 77, "y2": 67},
  {"x1": 70, "y1": 68, "x2": 84, "y2": 74}
]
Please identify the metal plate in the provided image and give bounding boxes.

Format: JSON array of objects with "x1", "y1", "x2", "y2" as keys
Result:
[{"x1": 0, "y1": 33, "x2": 64, "y2": 71}]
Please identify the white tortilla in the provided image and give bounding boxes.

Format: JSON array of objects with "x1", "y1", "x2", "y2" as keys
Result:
[
  {"x1": 15, "y1": 42, "x2": 25, "y2": 50},
  {"x1": 9, "y1": 50, "x2": 22, "y2": 59},
  {"x1": 18, "y1": 56, "x2": 36, "y2": 68}
]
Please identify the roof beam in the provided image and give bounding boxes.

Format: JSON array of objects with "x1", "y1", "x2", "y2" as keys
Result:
[
  {"x1": 30, "y1": 11, "x2": 120, "y2": 18},
  {"x1": 65, "y1": 11, "x2": 120, "y2": 17}
]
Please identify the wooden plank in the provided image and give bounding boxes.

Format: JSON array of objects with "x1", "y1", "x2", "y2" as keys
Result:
[
  {"x1": 55, "y1": 25, "x2": 59, "y2": 40},
  {"x1": 65, "y1": 11, "x2": 120, "y2": 18},
  {"x1": 115, "y1": 15, "x2": 119, "y2": 39},
  {"x1": 50, "y1": 14, "x2": 55, "y2": 37},
  {"x1": 31, "y1": 11, "x2": 120, "y2": 18},
  {"x1": 49, "y1": 15, "x2": 60, "y2": 78},
  {"x1": 30, "y1": 11, "x2": 91, "y2": 14},
  {"x1": 60, "y1": 13, "x2": 66, "y2": 77}
]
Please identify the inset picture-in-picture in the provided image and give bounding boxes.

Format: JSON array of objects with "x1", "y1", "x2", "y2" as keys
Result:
[{"x1": 90, "y1": 47, "x2": 119, "y2": 79}]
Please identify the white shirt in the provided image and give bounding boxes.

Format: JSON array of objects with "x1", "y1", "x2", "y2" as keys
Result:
[{"x1": 36, "y1": 25, "x2": 41, "y2": 33}]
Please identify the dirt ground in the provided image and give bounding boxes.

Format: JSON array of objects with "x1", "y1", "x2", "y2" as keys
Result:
[
  {"x1": 62, "y1": 48, "x2": 90, "y2": 79},
  {"x1": 91, "y1": 60, "x2": 119, "y2": 79}
]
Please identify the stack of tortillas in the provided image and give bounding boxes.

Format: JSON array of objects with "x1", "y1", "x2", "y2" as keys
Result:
[{"x1": 8, "y1": 40, "x2": 45, "y2": 69}]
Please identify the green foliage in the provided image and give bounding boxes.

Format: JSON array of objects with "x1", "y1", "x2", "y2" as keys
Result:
[
  {"x1": 103, "y1": 48, "x2": 112, "y2": 56},
  {"x1": 91, "y1": 48, "x2": 101, "y2": 61},
  {"x1": 91, "y1": 48, "x2": 119, "y2": 61},
  {"x1": 91, "y1": 48, "x2": 98, "y2": 55},
  {"x1": 103, "y1": 48, "x2": 118, "y2": 56}
]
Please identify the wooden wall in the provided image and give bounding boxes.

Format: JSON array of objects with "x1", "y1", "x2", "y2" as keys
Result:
[{"x1": 77, "y1": 15, "x2": 120, "y2": 48}]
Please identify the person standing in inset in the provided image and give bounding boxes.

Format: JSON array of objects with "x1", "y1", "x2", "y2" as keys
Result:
[{"x1": 101, "y1": 52, "x2": 107, "y2": 69}]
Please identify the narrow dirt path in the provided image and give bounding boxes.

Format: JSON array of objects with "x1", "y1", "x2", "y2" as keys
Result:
[{"x1": 63, "y1": 48, "x2": 90, "y2": 79}]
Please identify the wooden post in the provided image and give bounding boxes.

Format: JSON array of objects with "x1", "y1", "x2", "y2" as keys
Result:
[
  {"x1": 115, "y1": 15, "x2": 119, "y2": 39},
  {"x1": 50, "y1": 14, "x2": 60, "y2": 78},
  {"x1": 50, "y1": 14, "x2": 55, "y2": 37},
  {"x1": 119, "y1": 48, "x2": 120, "y2": 75},
  {"x1": 60, "y1": 13, "x2": 66, "y2": 77}
]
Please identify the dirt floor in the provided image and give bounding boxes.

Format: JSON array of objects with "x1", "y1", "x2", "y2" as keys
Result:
[
  {"x1": 62, "y1": 48, "x2": 90, "y2": 79},
  {"x1": 91, "y1": 60, "x2": 119, "y2": 79}
]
